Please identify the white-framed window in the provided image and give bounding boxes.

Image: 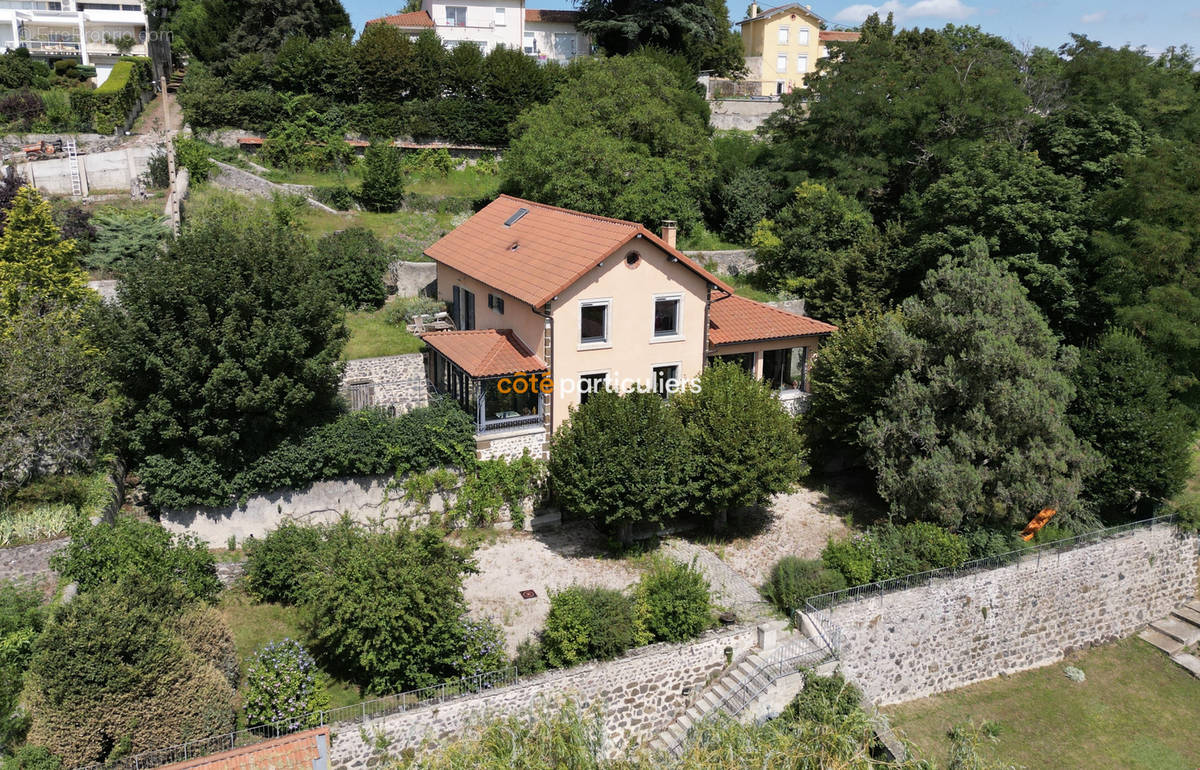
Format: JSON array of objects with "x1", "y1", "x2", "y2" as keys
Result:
[
  {"x1": 797, "y1": 27, "x2": 809, "y2": 45},
  {"x1": 776, "y1": 53, "x2": 787, "y2": 73},
  {"x1": 776, "y1": 81, "x2": 785, "y2": 95},
  {"x1": 523, "y1": 30, "x2": 536, "y2": 54},
  {"x1": 494, "y1": 7, "x2": 506, "y2": 25},
  {"x1": 652, "y1": 293, "x2": 682, "y2": 339},
  {"x1": 554, "y1": 32, "x2": 577, "y2": 59},
  {"x1": 651, "y1": 363, "x2": 681, "y2": 397},
  {"x1": 797, "y1": 54, "x2": 808, "y2": 72},
  {"x1": 777, "y1": 25, "x2": 788, "y2": 45},
  {"x1": 445, "y1": 6, "x2": 467, "y2": 26},
  {"x1": 579, "y1": 299, "x2": 610, "y2": 346}
]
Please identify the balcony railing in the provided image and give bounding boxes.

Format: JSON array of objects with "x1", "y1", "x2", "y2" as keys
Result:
[{"x1": 19, "y1": 39, "x2": 81, "y2": 53}]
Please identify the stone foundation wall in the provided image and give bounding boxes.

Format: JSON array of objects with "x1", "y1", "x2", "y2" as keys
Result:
[
  {"x1": 826, "y1": 522, "x2": 1199, "y2": 706},
  {"x1": 327, "y1": 625, "x2": 760, "y2": 768},
  {"x1": 475, "y1": 425, "x2": 547, "y2": 461},
  {"x1": 341, "y1": 354, "x2": 428, "y2": 414},
  {"x1": 682, "y1": 249, "x2": 757, "y2": 276},
  {"x1": 386, "y1": 262, "x2": 437, "y2": 298},
  {"x1": 708, "y1": 100, "x2": 784, "y2": 131}
]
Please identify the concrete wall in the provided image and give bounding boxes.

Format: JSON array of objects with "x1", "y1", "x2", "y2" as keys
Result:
[
  {"x1": 340, "y1": 354, "x2": 428, "y2": 414},
  {"x1": 708, "y1": 100, "x2": 785, "y2": 131},
  {"x1": 23, "y1": 144, "x2": 156, "y2": 195},
  {"x1": 327, "y1": 624, "x2": 762, "y2": 768},
  {"x1": 387, "y1": 261, "x2": 438, "y2": 298},
  {"x1": 826, "y1": 523, "x2": 1199, "y2": 706}
]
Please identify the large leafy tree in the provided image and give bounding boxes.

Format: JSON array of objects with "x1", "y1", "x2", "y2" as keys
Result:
[
  {"x1": 752, "y1": 182, "x2": 899, "y2": 324},
  {"x1": 102, "y1": 201, "x2": 346, "y2": 509},
  {"x1": 1092, "y1": 139, "x2": 1200, "y2": 414},
  {"x1": 169, "y1": 0, "x2": 350, "y2": 66},
  {"x1": 674, "y1": 362, "x2": 806, "y2": 529},
  {"x1": 764, "y1": 15, "x2": 1031, "y2": 214},
  {"x1": 576, "y1": 0, "x2": 745, "y2": 76},
  {"x1": 901, "y1": 142, "x2": 1089, "y2": 335},
  {"x1": 1070, "y1": 330, "x2": 1194, "y2": 523},
  {"x1": 501, "y1": 55, "x2": 715, "y2": 232},
  {"x1": 549, "y1": 389, "x2": 692, "y2": 544},
  {"x1": 860, "y1": 254, "x2": 1098, "y2": 530}
]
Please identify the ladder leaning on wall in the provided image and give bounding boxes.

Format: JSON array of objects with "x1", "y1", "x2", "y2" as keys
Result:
[{"x1": 65, "y1": 138, "x2": 82, "y2": 197}]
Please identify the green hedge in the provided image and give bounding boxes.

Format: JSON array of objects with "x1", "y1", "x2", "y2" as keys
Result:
[{"x1": 89, "y1": 56, "x2": 152, "y2": 134}]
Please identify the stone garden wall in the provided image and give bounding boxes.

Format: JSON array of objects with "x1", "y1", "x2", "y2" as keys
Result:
[
  {"x1": 386, "y1": 261, "x2": 437, "y2": 298},
  {"x1": 475, "y1": 425, "x2": 548, "y2": 461},
  {"x1": 682, "y1": 249, "x2": 757, "y2": 276},
  {"x1": 340, "y1": 354, "x2": 428, "y2": 414},
  {"x1": 326, "y1": 624, "x2": 761, "y2": 768},
  {"x1": 826, "y1": 522, "x2": 1199, "y2": 706}
]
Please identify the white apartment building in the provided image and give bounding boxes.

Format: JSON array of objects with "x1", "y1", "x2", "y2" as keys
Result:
[
  {"x1": 0, "y1": 0, "x2": 149, "y2": 85},
  {"x1": 367, "y1": 0, "x2": 589, "y2": 63}
]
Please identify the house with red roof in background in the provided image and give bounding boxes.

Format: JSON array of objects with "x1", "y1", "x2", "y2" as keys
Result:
[
  {"x1": 419, "y1": 195, "x2": 836, "y2": 459},
  {"x1": 366, "y1": 1, "x2": 590, "y2": 63}
]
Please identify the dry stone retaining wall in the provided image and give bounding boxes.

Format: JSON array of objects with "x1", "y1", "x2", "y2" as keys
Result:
[
  {"x1": 475, "y1": 425, "x2": 547, "y2": 461},
  {"x1": 682, "y1": 249, "x2": 757, "y2": 276},
  {"x1": 327, "y1": 625, "x2": 760, "y2": 768},
  {"x1": 826, "y1": 523, "x2": 1199, "y2": 706}
]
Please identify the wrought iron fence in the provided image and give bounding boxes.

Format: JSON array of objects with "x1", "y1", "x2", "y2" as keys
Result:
[
  {"x1": 72, "y1": 666, "x2": 520, "y2": 770},
  {"x1": 800, "y1": 512, "x2": 1180, "y2": 653}
]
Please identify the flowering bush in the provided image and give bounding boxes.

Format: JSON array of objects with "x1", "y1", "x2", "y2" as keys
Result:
[
  {"x1": 454, "y1": 617, "x2": 508, "y2": 678},
  {"x1": 244, "y1": 639, "x2": 329, "y2": 731}
]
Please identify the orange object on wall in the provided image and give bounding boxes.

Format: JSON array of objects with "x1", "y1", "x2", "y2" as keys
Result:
[{"x1": 1021, "y1": 508, "x2": 1057, "y2": 541}]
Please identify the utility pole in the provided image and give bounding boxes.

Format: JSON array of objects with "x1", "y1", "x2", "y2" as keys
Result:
[{"x1": 161, "y1": 75, "x2": 179, "y2": 235}]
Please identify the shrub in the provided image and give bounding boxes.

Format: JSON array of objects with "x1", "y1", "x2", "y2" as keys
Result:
[
  {"x1": 1, "y1": 582, "x2": 45, "y2": 753},
  {"x1": 22, "y1": 575, "x2": 235, "y2": 767},
  {"x1": 446, "y1": 454, "x2": 545, "y2": 529},
  {"x1": 91, "y1": 57, "x2": 152, "y2": 134},
  {"x1": 513, "y1": 637, "x2": 546, "y2": 676},
  {"x1": 455, "y1": 617, "x2": 508, "y2": 678},
  {"x1": 1, "y1": 746, "x2": 62, "y2": 770},
  {"x1": 0, "y1": 505, "x2": 74, "y2": 547},
  {"x1": 259, "y1": 115, "x2": 354, "y2": 171},
  {"x1": 313, "y1": 227, "x2": 391, "y2": 309},
  {"x1": 313, "y1": 184, "x2": 356, "y2": 210},
  {"x1": 174, "y1": 137, "x2": 214, "y2": 182},
  {"x1": 176, "y1": 606, "x2": 240, "y2": 689},
  {"x1": 301, "y1": 523, "x2": 476, "y2": 693},
  {"x1": 542, "y1": 586, "x2": 639, "y2": 668},
  {"x1": 635, "y1": 557, "x2": 712, "y2": 643},
  {"x1": 0, "y1": 90, "x2": 43, "y2": 128},
  {"x1": 762, "y1": 557, "x2": 847, "y2": 614},
  {"x1": 244, "y1": 522, "x2": 326, "y2": 605},
  {"x1": 385, "y1": 295, "x2": 446, "y2": 326},
  {"x1": 358, "y1": 143, "x2": 405, "y2": 212},
  {"x1": 87, "y1": 209, "x2": 169, "y2": 274},
  {"x1": 50, "y1": 518, "x2": 220, "y2": 603},
  {"x1": 780, "y1": 672, "x2": 863, "y2": 725},
  {"x1": 244, "y1": 639, "x2": 329, "y2": 731},
  {"x1": 820, "y1": 523, "x2": 970, "y2": 587},
  {"x1": 144, "y1": 147, "x2": 169, "y2": 188}
]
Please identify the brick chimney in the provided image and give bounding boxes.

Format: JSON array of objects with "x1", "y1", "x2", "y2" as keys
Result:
[
  {"x1": 749, "y1": 2, "x2": 758, "y2": 17},
  {"x1": 661, "y1": 220, "x2": 677, "y2": 249}
]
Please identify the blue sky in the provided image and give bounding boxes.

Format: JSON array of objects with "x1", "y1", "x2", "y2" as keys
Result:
[{"x1": 343, "y1": 0, "x2": 1200, "y2": 55}]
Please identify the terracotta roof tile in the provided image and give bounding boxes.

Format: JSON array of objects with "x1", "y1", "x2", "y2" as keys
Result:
[
  {"x1": 366, "y1": 10, "x2": 434, "y2": 28},
  {"x1": 819, "y1": 30, "x2": 860, "y2": 42},
  {"x1": 525, "y1": 9, "x2": 581, "y2": 23},
  {"x1": 708, "y1": 292, "x2": 836, "y2": 346},
  {"x1": 158, "y1": 728, "x2": 327, "y2": 770},
  {"x1": 422, "y1": 329, "x2": 548, "y2": 378},
  {"x1": 425, "y1": 195, "x2": 731, "y2": 308}
]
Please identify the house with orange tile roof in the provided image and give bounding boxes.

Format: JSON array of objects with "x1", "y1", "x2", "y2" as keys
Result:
[
  {"x1": 420, "y1": 195, "x2": 836, "y2": 458},
  {"x1": 365, "y1": 1, "x2": 590, "y2": 62},
  {"x1": 157, "y1": 728, "x2": 330, "y2": 770}
]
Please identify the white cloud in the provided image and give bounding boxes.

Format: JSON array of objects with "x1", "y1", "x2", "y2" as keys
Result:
[
  {"x1": 1080, "y1": 10, "x2": 1109, "y2": 23},
  {"x1": 834, "y1": 0, "x2": 976, "y2": 25}
]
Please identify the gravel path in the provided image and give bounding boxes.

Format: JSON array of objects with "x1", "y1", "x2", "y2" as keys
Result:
[
  {"x1": 660, "y1": 539, "x2": 774, "y2": 622},
  {"x1": 0, "y1": 538, "x2": 66, "y2": 586}
]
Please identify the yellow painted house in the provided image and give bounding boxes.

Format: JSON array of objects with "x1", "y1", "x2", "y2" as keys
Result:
[{"x1": 737, "y1": 3, "x2": 858, "y2": 97}]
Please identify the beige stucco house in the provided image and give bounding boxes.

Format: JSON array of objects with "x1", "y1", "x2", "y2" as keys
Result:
[
  {"x1": 420, "y1": 195, "x2": 836, "y2": 458},
  {"x1": 736, "y1": 3, "x2": 858, "y2": 97}
]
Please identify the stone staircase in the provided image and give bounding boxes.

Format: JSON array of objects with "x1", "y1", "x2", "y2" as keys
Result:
[
  {"x1": 1138, "y1": 599, "x2": 1200, "y2": 677},
  {"x1": 649, "y1": 621, "x2": 835, "y2": 756}
]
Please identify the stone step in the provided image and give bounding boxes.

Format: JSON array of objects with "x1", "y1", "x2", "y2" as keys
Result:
[
  {"x1": 1170, "y1": 652, "x2": 1200, "y2": 679},
  {"x1": 1139, "y1": 627, "x2": 1185, "y2": 655},
  {"x1": 677, "y1": 713, "x2": 694, "y2": 731},
  {"x1": 1184, "y1": 599, "x2": 1200, "y2": 615},
  {"x1": 1172, "y1": 605, "x2": 1200, "y2": 627},
  {"x1": 1151, "y1": 616, "x2": 1200, "y2": 646},
  {"x1": 666, "y1": 721, "x2": 687, "y2": 743}
]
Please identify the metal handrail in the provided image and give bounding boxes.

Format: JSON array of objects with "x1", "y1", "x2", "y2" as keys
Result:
[{"x1": 71, "y1": 665, "x2": 520, "y2": 770}]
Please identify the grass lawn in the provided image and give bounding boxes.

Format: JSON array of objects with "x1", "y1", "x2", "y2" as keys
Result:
[
  {"x1": 886, "y1": 637, "x2": 1200, "y2": 769},
  {"x1": 219, "y1": 590, "x2": 364, "y2": 712},
  {"x1": 407, "y1": 168, "x2": 500, "y2": 199},
  {"x1": 344, "y1": 306, "x2": 423, "y2": 360},
  {"x1": 720, "y1": 272, "x2": 779, "y2": 303},
  {"x1": 678, "y1": 227, "x2": 744, "y2": 252}
]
